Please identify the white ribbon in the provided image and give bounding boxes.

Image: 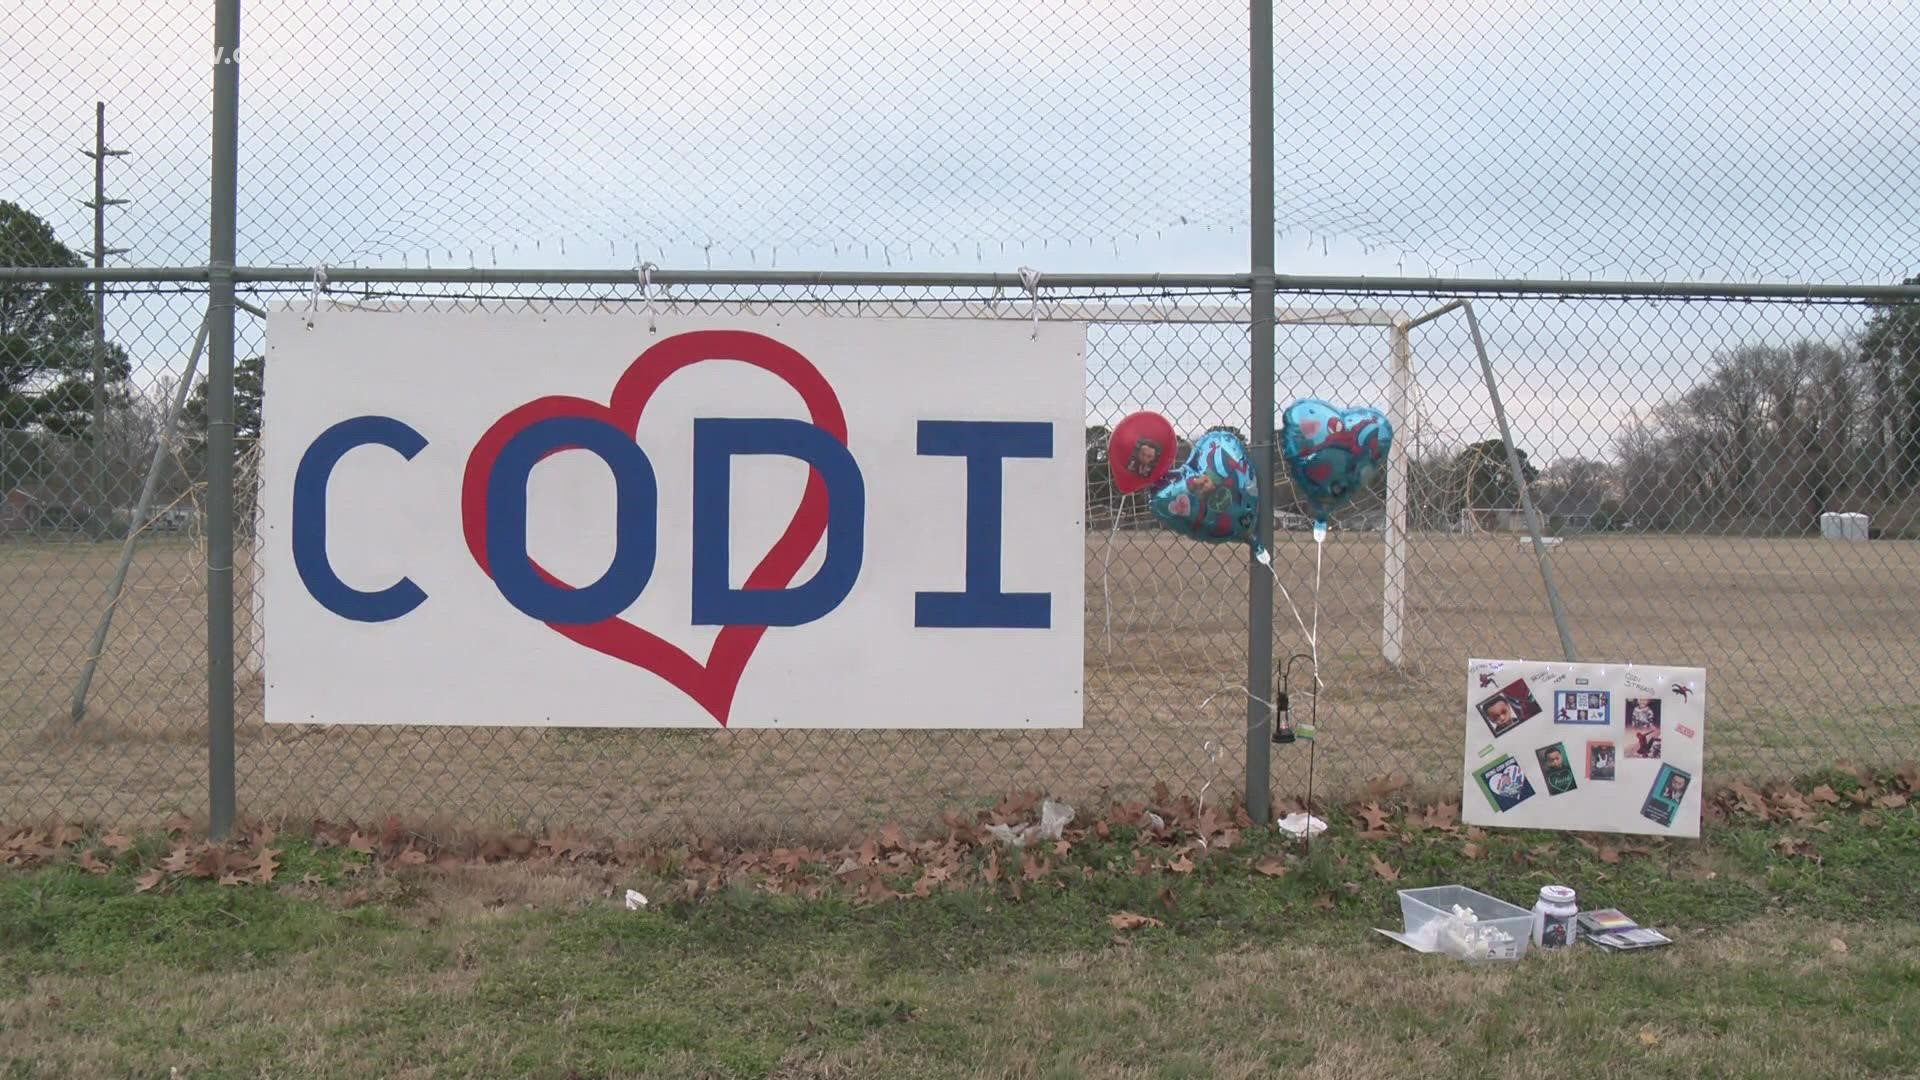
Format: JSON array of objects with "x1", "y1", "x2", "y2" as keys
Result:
[
  {"x1": 639, "y1": 261, "x2": 659, "y2": 333},
  {"x1": 1017, "y1": 265, "x2": 1043, "y2": 339}
]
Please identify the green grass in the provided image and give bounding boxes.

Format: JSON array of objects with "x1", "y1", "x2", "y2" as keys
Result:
[{"x1": 3, "y1": 805, "x2": 1918, "y2": 1078}]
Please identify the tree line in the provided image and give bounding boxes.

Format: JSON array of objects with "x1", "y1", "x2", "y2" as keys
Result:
[
  {"x1": 3, "y1": 201, "x2": 260, "y2": 535},
  {"x1": 1613, "y1": 306, "x2": 1918, "y2": 534}
]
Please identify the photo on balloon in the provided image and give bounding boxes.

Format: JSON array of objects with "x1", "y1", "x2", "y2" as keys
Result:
[
  {"x1": 1107, "y1": 411, "x2": 1177, "y2": 494},
  {"x1": 1122, "y1": 438, "x2": 1165, "y2": 484}
]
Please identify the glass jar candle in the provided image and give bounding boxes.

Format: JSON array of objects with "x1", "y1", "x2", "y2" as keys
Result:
[{"x1": 1533, "y1": 885, "x2": 1578, "y2": 950}]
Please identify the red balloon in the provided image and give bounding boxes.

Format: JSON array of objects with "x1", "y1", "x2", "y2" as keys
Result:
[{"x1": 1108, "y1": 411, "x2": 1177, "y2": 494}]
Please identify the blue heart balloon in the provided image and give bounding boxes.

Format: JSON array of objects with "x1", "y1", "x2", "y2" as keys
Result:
[
  {"x1": 1281, "y1": 399, "x2": 1393, "y2": 523},
  {"x1": 1148, "y1": 430, "x2": 1261, "y2": 545}
]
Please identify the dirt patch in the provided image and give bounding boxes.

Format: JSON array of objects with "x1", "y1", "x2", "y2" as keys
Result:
[{"x1": 4, "y1": 532, "x2": 1919, "y2": 835}]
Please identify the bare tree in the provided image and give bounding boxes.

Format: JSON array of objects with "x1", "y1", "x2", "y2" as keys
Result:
[{"x1": 1618, "y1": 340, "x2": 1874, "y2": 534}]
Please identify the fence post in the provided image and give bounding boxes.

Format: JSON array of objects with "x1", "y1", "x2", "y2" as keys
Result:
[
  {"x1": 1245, "y1": 0, "x2": 1276, "y2": 825},
  {"x1": 1383, "y1": 318, "x2": 1411, "y2": 666},
  {"x1": 205, "y1": 0, "x2": 242, "y2": 839}
]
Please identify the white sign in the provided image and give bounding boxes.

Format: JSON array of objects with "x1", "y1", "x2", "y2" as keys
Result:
[
  {"x1": 260, "y1": 308, "x2": 1086, "y2": 729},
  {"x1": 1463, "y1": 658, "x2": 1706, "y2": 838}
]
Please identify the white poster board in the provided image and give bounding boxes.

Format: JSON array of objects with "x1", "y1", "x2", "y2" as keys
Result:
[
  {"x1": 1463, "y1": 658, "x2": 1706, "y2": 838},
  {"x1": 260, "y1": 307, "x2": 1086, "y2": 729}
]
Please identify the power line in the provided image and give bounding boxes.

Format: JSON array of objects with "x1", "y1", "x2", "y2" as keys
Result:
[{"x1": 79, "y1": 99, "x2": 129, "y2": 531}]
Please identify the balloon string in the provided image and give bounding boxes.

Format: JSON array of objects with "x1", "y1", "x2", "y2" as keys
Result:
[
  {"x1": 1261, "y1": 552, "x2": 1316, "y2": 663},
  {"x1": 1101, "y1": 487, "x2": 1121, "y2": 654},
  {"x1": 1311, "y1": 529, "x2": 1324, "y2": 698}
]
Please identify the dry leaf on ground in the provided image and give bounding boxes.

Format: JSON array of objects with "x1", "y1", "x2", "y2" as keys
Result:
[
  {"x1": 1255, "y1": 857, "x2": 1288, "y2": 878},
  {"x1": 1107, "y1": 911, "x2": 1164, "y2": 930},
  {"x1": 1357, "y1": 802, "x2": 1392, "y2": 831}
]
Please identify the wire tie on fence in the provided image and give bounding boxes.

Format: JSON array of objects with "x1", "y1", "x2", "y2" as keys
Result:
[
  {"x1": 308, "y1": 263, "x2": 329, "y2": 314},
  {"x1": 639, "y1": 261, "x2": 659, "y2": 333},
  {"x1": 1017, "y1": 265, "x2": 1043, "y2": 339}
]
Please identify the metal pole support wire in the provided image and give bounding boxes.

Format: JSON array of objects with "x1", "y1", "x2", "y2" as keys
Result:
[{"x1": 1462, "y1": 301, "x2": 1579, "y2": 663}]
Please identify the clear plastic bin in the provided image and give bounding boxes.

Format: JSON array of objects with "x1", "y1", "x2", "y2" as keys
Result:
[{"x1": 1397, "y1": 885, "x2": 1534, "y2": 962}]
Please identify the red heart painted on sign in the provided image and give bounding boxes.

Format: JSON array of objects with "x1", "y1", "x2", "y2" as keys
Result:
[{"x1": 460, "y1": 330, "x2": 847, "y2": 726}]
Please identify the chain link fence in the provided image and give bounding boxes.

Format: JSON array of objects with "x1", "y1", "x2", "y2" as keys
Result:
[
  {"x1": 4, "y1": 0, "x2": 1919, "y2": 836},
  {"x1": 8, "y1": 1, "x2": 1918, "y2": 278},
  {"x1": 4, "y1": 275, "x2": 1917, "y2": 834}
]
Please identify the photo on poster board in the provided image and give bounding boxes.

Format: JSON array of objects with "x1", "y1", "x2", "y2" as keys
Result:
[
  {"x1": 1586, "y1": 739, "x2": 1616, "y2": 781},
  {"x1": 1641, "y1": 764, "x2": 1693, "y2": 827},
  {"x1": 1473, "y1": 753, "x2": 1537, "y2": 813},
  {"x1": 1626, "y1": 697, "x2": 1662, "y2": 758},
  {"x1": 1535, "y1": 742, "x2": 1578, "y2": 795},
  {"x1": 1555, "y1": 689, "x2": 1610, "y2": 725},
  {"x1": 1464, "y1": 659, "x2": 1706, "y2": 838},
  {"x1": 1476, "y1": 679, "x2": 1543, "y2": 738}
]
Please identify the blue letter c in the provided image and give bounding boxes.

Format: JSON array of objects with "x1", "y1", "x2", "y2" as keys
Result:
[{"x1": 291, "y1": 416, "x2": 430, "y2": 622}]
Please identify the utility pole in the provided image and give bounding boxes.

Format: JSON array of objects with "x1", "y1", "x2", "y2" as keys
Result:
[{"x1": 82, "y1": 101, "x2": 129, "y2": 538}]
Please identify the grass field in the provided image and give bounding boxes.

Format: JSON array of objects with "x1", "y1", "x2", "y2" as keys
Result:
[
  {"x1": 2, "y1": 782, "x2": 1916, "y2": 1077},
  {"x1": 3, "y1": 530, "x2": 1919, "y2": 835}
]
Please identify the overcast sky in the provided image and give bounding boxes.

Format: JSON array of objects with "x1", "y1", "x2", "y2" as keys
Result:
[{"x1": 7, "y1": 0, "x2": 1917, "y2": 461}]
